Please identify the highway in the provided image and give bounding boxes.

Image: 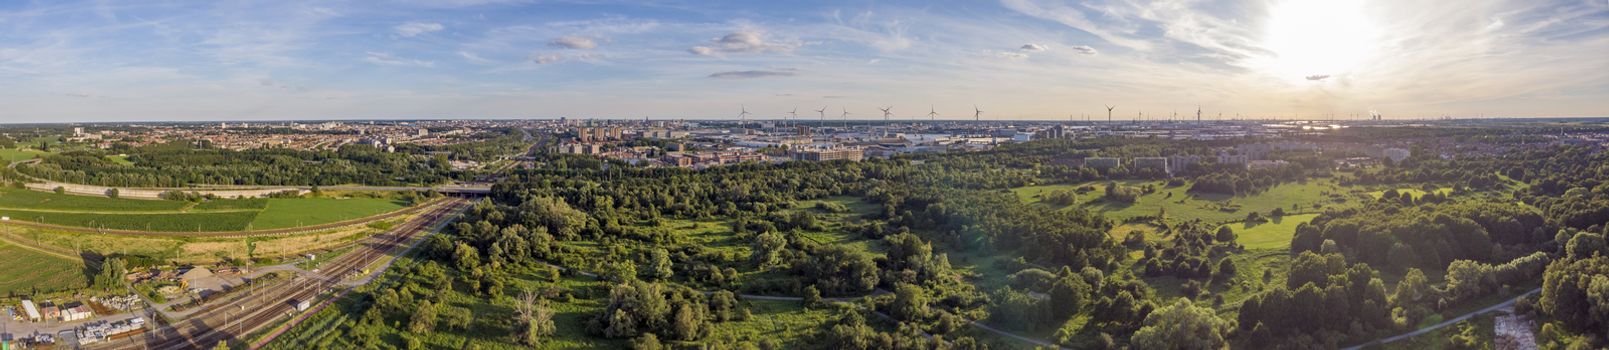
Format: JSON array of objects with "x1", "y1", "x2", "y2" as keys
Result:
[{"x1": 86, "y1": 199, "x2": 469, "y2": 350}]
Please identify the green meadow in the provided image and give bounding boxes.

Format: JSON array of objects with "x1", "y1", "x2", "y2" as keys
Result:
[
  {"x1": 1013, "y1": 179, "x2": 1362, "y2": 223},
  {"x1": 0, "y1": 187, "x2": 410, "y2": 232}
]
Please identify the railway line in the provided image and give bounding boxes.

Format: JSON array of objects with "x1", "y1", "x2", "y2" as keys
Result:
[{"x1": 88, "y1": 198, "x2": 468, "y2": 350}]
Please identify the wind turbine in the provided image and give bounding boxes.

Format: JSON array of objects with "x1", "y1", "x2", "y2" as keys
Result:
[
  {"x1": 927, "y1": 105, "x2": 939, "y2": 121},
  {"x1": 1105, "y1": 105, "x2": 1116, "y2": 123},
  {"x1": 878, "y1": 106, "x2": 894, "y2": 137},
  {"x1": 840, "y1": 107, "x2": 852, "y2": 129},
  {"x1": 738, "y1": 105, "x2": 751, "y2": 124},
  {"x1": 815, "y1": 106, "x2": 827, "y2": 124},
  {"x1": 788, "y1": 107, "x2": 798, "y2": 127},
  {"x1": 973, "y1": 105, "x2": 983, "y2": 122}
]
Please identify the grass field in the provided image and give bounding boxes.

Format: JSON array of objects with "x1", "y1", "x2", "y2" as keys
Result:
[
  {"x1": 104, "y1": 154, "x2": 134, "y2": 166},
  {"x1": 249, "y1": 198, "x2": 407, "y2": 230},
  {"x1": 0, "y1": 239, "x2": 88, "y2": 294},
  {"x1": 1220, "y1": 213, "x2": 1318, "y2": 250},
  {"x1": 0, "y1": 148, "x2": 47, "y2": 163},
  {"x1": 0, "y1": 187, "x2": 409, "y2": 232},
  {"x1": 1013, "y1": 179, "x2": 1361, "y2": 223}
]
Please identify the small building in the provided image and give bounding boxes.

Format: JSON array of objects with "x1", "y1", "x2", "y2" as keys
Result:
[
  {"x1": 21, "y1": 300, "x2": 41, "y2": 321},
  {"x1": 293, "y1": 299, "x2": 312, "y2": 312},
  {"x1": 1248, "y1": 160, "x2": 1289, "y2": 171},
  {"x1": 62, "y1": 305, "x2": 93, "y2": 322},
  {"x1": 1085, "y1": 157, "x2": 1121, "y2": 170}
]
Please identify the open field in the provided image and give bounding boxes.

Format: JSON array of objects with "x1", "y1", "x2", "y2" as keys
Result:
[
  {"x1": 0, "y1": 148, "x2": 47, "y2": 163},
  {"x1": 1013, "y1": 179, "x2": 1362, "y2": 223},
  {"x1": 1220, "y1": 213, "x2": 1319, "y2": 250},
  {"x1": 249, "y1": 198, "x2": 408, "y2": 230},
  {"x1": 0, "y1": 187, "x2": 410, "y2": 232},
  {"x1": 0, "y1": 239, "x2": 87, "y2": 295}
]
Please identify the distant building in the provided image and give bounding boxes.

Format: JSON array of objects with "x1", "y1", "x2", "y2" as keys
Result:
[
  {"x1": 1383, "y1": 148, "x2": 1411, "y2": 163},
  {"x1": 1086, "y1": 157, "x2": 1121, "y2": 170},
  {"x1": 417, "y1": 128, "x2": 430, "y2": 137},
  {"x1": 793, "y1": 148, "x2": 864, "y2": 162},
  {"x1": 1168, "y1": 155, "x2": 1202, "y2": 173},
  {"x1": 1134, "y1": 157, "x2": 1170, "y2": 174},
  {"x1": 1217, "y1": 152, "x2": 1250, "y2": 166}
]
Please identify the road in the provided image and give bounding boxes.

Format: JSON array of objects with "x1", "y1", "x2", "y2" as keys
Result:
[
  {"x1": 1342, "y1": 288, "x2": 1542, "y2": 350},
  {"x1": 85, "y1": 199, "x2": 468, "y2": 350}
]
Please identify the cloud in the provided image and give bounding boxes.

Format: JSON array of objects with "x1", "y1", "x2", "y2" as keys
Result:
[
  {"x1": 548, "y1": 35, "x2": 597, "y2": 49},
  {"x1": 394, "y1": 22, "x2": 444, "y2": 37},
  {"x1": 708, "y1": 70, "x2": 796, "y2": 79},
  {"x1": 1305, "y1": 74, "x2": 1331, "y2": 81},
  {"x1": 1020, "y1": 43, "x2": 1047, "y2": 52},
  {"x1": 532, "y1": 53, "x2": 563, "y2": 65},
  {"x1": 994, "y1": 50, "x2": 1030, "y2": 60},
  {"x1": 364, "y1": 52, "x2": 434, "y2": 67},
  {"x1": 457, "y1": 51, "x2": 493, "y2": 64},
  {"x1": 1069, "y1": 45, "x2": 1098, "y2": 55},
  {"x1": 689, "y1": 30, "x2": 796, "y2": 56},
  {"x1": 529, "y1": 52, "x2": 600, "y2": 65}
]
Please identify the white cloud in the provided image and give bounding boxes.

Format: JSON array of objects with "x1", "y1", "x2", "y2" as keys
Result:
[
  {"x1": 688, "y1": 30, "x2": 797, "y2": 56},
  {"x1": 548, "y1": 35, "x2": 598, "y2": 49},
  {"x1": 708, "y1": 70, "x2": 796, "y2": 79},
  {"x1": 529, "y1": 52, "x2": 600, "y2": 65},
  {"x1": 1020, "y1": 43, "x2": 1047, "y2": 52},
  {"x1": 457, "y1": 51, "x2": 493, "y2": 64},
  {"x1": 364, "y1": 52, "x2": 434, "y2": 67},
  {"x1": 1069, "y1": 45, "x2": 1097, "y2": 55},
  {"x1": 394, "y1": 22, "x2": 444, "y2": 37}
]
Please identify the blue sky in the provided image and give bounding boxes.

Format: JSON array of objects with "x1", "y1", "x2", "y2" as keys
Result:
[{"x1": 1, "y1": 0, "x2": 1606, "y2": 122}]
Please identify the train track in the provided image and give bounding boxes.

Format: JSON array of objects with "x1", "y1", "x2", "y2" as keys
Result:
[{"x1": 89, "y1": 199, "x2": 468, "y2": 350}]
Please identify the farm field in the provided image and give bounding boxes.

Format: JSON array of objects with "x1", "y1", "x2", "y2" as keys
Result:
[
  {"x1": 249, "y1": 198, "x2": 408, "y2": 230},
  {"x1": 0, "y1": 239, "x2": 87, "y2": 295},
  {"x1": 1013, "y1": 179, "x2": 1363, "y2": 223}
]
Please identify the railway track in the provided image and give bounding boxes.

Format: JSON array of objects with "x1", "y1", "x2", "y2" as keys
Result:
[{"x1": 88, "y1": 199, "x2": 468, "y2": 350}]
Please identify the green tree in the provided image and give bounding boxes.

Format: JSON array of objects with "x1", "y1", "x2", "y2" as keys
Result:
[
  {"x1": 94, "y1": 257, "x2": 128, "y2": 291},
  {"x1": 890, "y1": 283, "x2": 929, "y2": 322},
  {"x1": 649, "y1": 248, "x2": 674, "y2": 280},
  {"x1": 1131, "y1": 298, "x2": 1229, "y2": 350},
  {"x1": 409, "y1": 300, "x2": 438, "y2": 333},
  {"x1": 104, "y1": 188, "x2": 119, "y2": 199},
  {"x1": 453, "y1": 242, "x2": 481, "y2": 272}
]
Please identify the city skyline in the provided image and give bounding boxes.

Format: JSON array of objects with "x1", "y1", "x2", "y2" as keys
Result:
[{"x1": 2, "y1": 0, "x2": 1607, "y2": 122}]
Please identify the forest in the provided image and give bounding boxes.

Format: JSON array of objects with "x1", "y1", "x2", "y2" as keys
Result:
[{"x1": 270, "y1": 128, "x2": 1609, "y2": 349}]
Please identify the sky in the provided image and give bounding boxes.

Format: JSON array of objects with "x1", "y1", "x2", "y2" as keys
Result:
[{"x1": 1, "y1": 0, "x2": 1607, "y2": 122}]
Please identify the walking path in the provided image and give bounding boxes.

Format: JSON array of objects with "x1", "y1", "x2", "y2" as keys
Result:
[{"x1": 1342, "y1": 288, "x2": 1542, "y2": 350}]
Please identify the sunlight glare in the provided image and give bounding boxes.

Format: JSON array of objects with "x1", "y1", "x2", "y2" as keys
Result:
[{"x1": 1260, "y1": 0, "x2": 1379, "y2": 81}]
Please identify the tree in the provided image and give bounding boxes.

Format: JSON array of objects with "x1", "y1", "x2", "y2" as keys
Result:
[
  {"x1": 631, "y1": 333, "x2": 664, "y2": 350},
  {"x1": 649, "y1": 249, "x2": 674, "y2": 280},
  {"x1": 94, "y1": 257, "x2": 128, "y2": 291},
  {"x1": 1131, "y1": 298, "x2": 1229, "y2": 350},
  {"x1": 1393, "y1": 268, "x2": 1434, "y2": 307},
  {"x1": 1214, "y1": 226, "x2": 1236, "y2": 243},
  {"x1": 751, "y1": 231, "x2": 787, "y2": 268},
  {"x1": 105, "y1": 188, "x2": 119, "y2": 199},
  {"x1": 890, "y1": 283, "x2": 929, "y2": 322},
  {"x1": 53, "y1": 186, "x2": 65, "y2": 195},
  {"x1": 513, "y1": 290, "x2": 556, "y2": 346},
  {"x1": 1445, "y1": 260, "x2": 1494, "y2": 301},
  {"x1": 1216, "y1": 258, "x2": 1237, "y2": 279},
  {"x1": 453, "y1": 242, "x2": 481, "y2": 272},
  {"x1": 409, "y1": 300, "x2": 438, "y2": 333},
  {"x1": 802, "y1": 285, "x2": 822, "y2": 308}
]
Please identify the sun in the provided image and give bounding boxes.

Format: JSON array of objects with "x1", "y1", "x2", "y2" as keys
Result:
[{"x1": 1259, "y1": 0, "x2": 1380, "y2": 81}]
